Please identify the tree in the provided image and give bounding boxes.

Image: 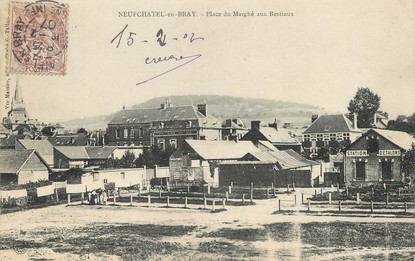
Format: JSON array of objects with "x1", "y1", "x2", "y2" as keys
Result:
[
  {"x1": 402, "y1": 143, "x2": 415, "y2": 183},
  {"x1": 77, "y1": 127, "x2": 88, "y2": 135},
  {"x1": 387, "y1": 113, "x2": 415, "y2": 134},
  {"x1": 119, "y1": 150, "x2": 136, "y2": 168},
  {"x1": 347, "y1": 87, "x2": 380, "y2": 128},
  {"x1": 135, "y1": 144, "x2": 175, "y2": 167}
]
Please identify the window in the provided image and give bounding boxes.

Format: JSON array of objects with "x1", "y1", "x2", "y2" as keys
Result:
[
  {"x1": 115, "y1": 128, "x2": 119, "y2": 138},
  {"x1": 381, "y1": 161, "x2": 392, "y2": 180},
  {"x1": 324, "y1": 126, "x2": 331, "y2": 131},
  {"x1": 130, "y1": 128, "x2": 134, "y2": 138},
  {"x1": 138, "y1": 127, "x2": 143, "y2": 137},
  {"x1": 356, "y1": 161, "x2": 366, "y2": 180},
  {"x1": 170, "y1": 138, "x2": 177, "y2": 148},
  {"x1": 310, "y1": 134, "x2": 317, "y2": 141},
  {"x1": 336, "y1": 133, "x2": 343, "y2": 141},
  {"x1": 303, "y1": 134, "x2": 310, "y2": 141},
  {"x1": 123, "y1": 128, "x2": 128, "y2": 139},
  {"x1": 121, "y1": 172, "x2": 126, "y2": 179},
  {"x1": 93, "y1": 172, "x2": 99, "y2": 181},
  {"x1": 157, "y1": 138, "x2": 165, "y2": 150},
  {"x1": 323, "y1": 133, "x2": 330, "y2": 141},
  {"x1": 344, "y1": 133, "x2": 350, "y2": 140},
  {"x1": 330, "y1": 133, "x2": 336, "y2": 141},
  {"x1": 367, "y1": 136, "x2": 379, "y2": 153},
  {"x1": 103, "y1": 179, "x2": 108, "y2": 184},
  {"x1": 317, "y1": 134, "x2": 323, "y2": 141}
]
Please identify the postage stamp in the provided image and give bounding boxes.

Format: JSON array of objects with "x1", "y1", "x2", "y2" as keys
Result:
[{"x1": 8, "y1": 0, "x2": 68, "y2": 75}]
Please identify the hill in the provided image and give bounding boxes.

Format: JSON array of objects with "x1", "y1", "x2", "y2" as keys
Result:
[{"x1": 60, "y1": 95, "x2": 325, "y2": 130}]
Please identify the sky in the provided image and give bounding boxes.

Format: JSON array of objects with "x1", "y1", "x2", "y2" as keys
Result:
[{"x1": 1, "y1": 0, "x2": 414, "y2": 123}]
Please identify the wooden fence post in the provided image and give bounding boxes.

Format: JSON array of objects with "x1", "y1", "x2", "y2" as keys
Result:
[
  {"x1": 356, "y1": 192, "x2": 360, "y2": 205},
  {"x1": 307, "y1": 200, "x2": 311, "y2": 212},
  {"x1": 159, "y1": 187, "x2": 162, "y2": 199},
  {"x1": 266, "y1": 188, "x2": 269, "y2": 199},
  {"x1": 212, "y1": 200, "x2": 216, "y2": 211},
  {"x1": 314, "y1": 189, "x2": 317, "y2": 199},
  {"x1": 292, "y1": 183, "x2": 295, "y2": 191},
  {"x1": 222, "y1": 198, "x2": 226, "y2": 209},
  {"x1": 302, "y1": 193, "x2": 304, "y2": 204},
  {"x1": 81, "y1": 192, "x2": 84, "y2": 204},
  {"x1": 278, "y1": 199, "x2": 281, "y2": 211},
  {"x1": 338, "y1": 201, "x2": 342, "y2": 212},
  {"x1": 184, "y1": 197, "x2": 188, "y2": 208},
  {"x1": 231, "y1": 182, "x2": 234, "y2": 189},
  {"x1": 228, "y1": 186, "x2": 232, "y2": 195},
  {"x1": 370, "y1": 201, "x2": 374, "y2": 213},
  {"x1": 55, "y1": 188, "x2": 59, "y2": 203},
  {"x1": 167, "y1": 196, "x2": 170, "y2": 207},
  {"x1": 225, "y1": 191, "x2": 229, "y2": 201},
  {"x1": 386, "y1": 193, "x2": 389, "y2": 206},
  {"x1": 203, "y1": 197, "x2": 207, "y2": 209},
  {"x1": 250, "y1": 183, "x2": 253, "y2": 202},
  {"x1": 242, "y1": 194, "x2": 245, "y2": 204},
  {"x1": 113, "y1": 194, "x2": 116, "y2": 205},
  {"x1": 148, "y1": 194, "x2": 151, "y2": 207},
  {"x1": 294, "y1": 194, "x2": 297, "y2": 205},
  {"x1": 130, "y1": 195, "x2": 133, "y2": 206},
  {"x1": 404, "y1": 201, "x2": 407, "y2": 213},
  {"x1": 67, "y1": 194, "x2": 70, "y2": 206},
  {"x1": 328, "y1": 192, "x2": 332, "y2": 204},
  {"x1": 287, "y1": 184, "x2": 290, "y2": 193},
  {"x1": 207, "y1": 184, "x2": 211, "y2": 194}
]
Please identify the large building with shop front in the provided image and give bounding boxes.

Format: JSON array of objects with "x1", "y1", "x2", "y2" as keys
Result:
[
  {"x1": 344, "y1": 129, "x2": 415, "y2": 187},
  {"x1": 106, "y1": 100, "x2": 222, "y2": 149}
]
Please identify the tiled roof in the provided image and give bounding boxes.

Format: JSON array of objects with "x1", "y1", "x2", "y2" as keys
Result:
[
  {"x1": 184, "y1": 140, "x2": 259, "y2": 160},
  {"x1": 84, "y1": 146, "x2": 117, "y2": 159},
  {"x1": 257, "y1": 140, "x2": 278, "y2": 152},
  {"x1": 371, "y1": 129, "x2": 415, "y2": 150},
  {"x1": 54, "y1": 146, "x2": 117, "y2": 160},
  {"x1": 17, "y1": 139, "x2": 54, "y2": 165},
  {"x1": 257, "y1": 127, "x2": 300, "y2": 144},
  {"x1": 303, "y1": 114, "x2": 360, "y2": 134},
  {"x1": 283, "y1": 149, "x2": 319, "y2": 166},
  {"x1": 0, "y1": 149, "x2": 35, "y2": 173},
  {"x1": 48, "y1": 134, "x2": 88, "y2": 146},
  {"x1": 109, "y1": 105, "x2": 220, "y2": 128},
  {"x1": 244, "y1": 149, "x2": 316, "y2": 169}
]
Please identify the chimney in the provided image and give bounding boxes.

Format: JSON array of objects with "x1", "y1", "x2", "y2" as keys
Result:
[
  {"x1": 225, "y1": 119, "x2": 232, "y2": 128},
  {"x1": 251, "y1": 120, "x2": 260, "y2": 130},
  {"x1": 197, "y1": 103, "x2": 207, "y2": 116},
  {"x1": 160, "y1": 103, "x2": 165, "y2": 109},
  {"x1": 268, "y1": 119, "x2": 278, "y2": 130},
  {"x1": 373, "y1": 113, "x2": 377, "y2": 127},
  {"x1": 353, "y1": 113, "x2": 358, "y2": 129},
  {"x1": 311, "y1": 115, "x2": 318, "y2": 123},
  {"x1": 122, "y1": 105, "x2": 125, "y2": 110}
]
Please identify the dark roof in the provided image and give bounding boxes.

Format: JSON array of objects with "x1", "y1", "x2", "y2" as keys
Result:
[
  {"x1": 303, "y1": 114, "x2": 361, "y2": 134},
  {"x1": 0, "y1": 124, "x2": 11, "y2": 135},
  {"x1": 54, "y1": 146, "x2": 116, "y2": 160},
  {"x1": 283, "y1": 149, "x2": 319, "y2": 166},
  {"x1": 0, "y1": 149, "x2": 50, "y2": 174},
  {"x1": 17, "y1": 139, "x2": 54, "y2": 165},
  {"x1": 108, "y1": 105, "x2": 221, "y2": 128},
  {"x1": 48, "y1": 134, "x2": 88, "y2": 146}
]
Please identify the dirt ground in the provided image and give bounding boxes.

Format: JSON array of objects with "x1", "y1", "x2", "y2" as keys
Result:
[{"x1": 0, "y1": 191, "x2": 414, "y2": 260}]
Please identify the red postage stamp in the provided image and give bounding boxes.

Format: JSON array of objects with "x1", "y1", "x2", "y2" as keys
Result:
[{"x1": 8, "y1": 1, "x2": 69, "y2": 75}]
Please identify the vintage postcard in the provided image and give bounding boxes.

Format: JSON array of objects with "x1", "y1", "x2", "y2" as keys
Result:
[{"x1": 0, "y1": 0, "x2": 414, "y2": 260}]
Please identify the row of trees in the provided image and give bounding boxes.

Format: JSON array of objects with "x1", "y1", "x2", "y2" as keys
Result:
[{"x1": 102, "y1": 145, "x2": 176, "y2": 169}]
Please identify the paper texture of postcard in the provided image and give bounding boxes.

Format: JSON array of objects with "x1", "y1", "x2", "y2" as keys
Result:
[{"x1": 0, "y1": 0, "x2": 414, "y2": 260}]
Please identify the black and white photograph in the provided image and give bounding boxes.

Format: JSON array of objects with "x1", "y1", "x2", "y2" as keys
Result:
[{"x1": 0, "y1": 0, "x2": 414, "y2": 260}]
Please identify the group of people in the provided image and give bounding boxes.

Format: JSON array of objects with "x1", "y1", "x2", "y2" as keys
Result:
[{"x1": 87, "y1": 188, "x2": 119, "y2": 205}]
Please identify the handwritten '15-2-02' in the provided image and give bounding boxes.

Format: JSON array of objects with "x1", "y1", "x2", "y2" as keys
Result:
[
  {"x1": 110, "y1": 24, "x2": 204, "y2": 85},
  {"x1": 110, "y1": 24, "x2": 204, "y2": 48}
]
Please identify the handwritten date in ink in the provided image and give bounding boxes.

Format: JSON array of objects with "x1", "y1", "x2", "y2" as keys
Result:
[{"x1": 110, "y1": 24, "x2": 204, "y2": 48}]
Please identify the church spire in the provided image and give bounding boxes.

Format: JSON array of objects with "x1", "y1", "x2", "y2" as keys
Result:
[{"x1": 14, "y1": 77, "x2": 23, "y2": 103}]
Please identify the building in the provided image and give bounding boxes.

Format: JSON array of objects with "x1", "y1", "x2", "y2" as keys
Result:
[
  {"x1": 0, "y1": 149, "x2": 50, "y2": 185},
  {"x1": 241, "y1": 120, "x2": 302, "y2": 153},
  {"x1": 344, "y1": 129, "x2": 415, "y2": 187},
  {"x1": 169, "y1": 140, "x2": 259, "y2": 186},
  {"x1": 15, "y1": 139, "x2": 54, "y2": 167},
  {"x1": 221, "y1": 118, "x2": 249, "y2": 141},
  {"x1": 302, "y1": 114, "x2": 362, "y2": 155},
  {"x1": 107, "y1": 100, "x2": 222, "y2": 148},
  {"x1": 53, "y1": 146, "x2": 117, "y2": 169}
]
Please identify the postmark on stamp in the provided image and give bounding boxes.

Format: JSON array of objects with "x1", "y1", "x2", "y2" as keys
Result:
[{"x1": 8, "y1": 0, "x2": 68, "y2": 75}]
